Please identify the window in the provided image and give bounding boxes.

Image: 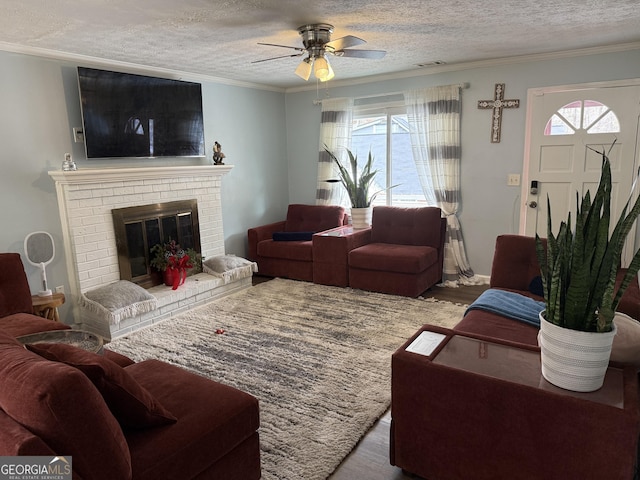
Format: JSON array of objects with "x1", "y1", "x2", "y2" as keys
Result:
[
  {"x1": 350, "y1": 106, "x2": 427, "y2": 207},
  {"x1": 544, "y1": 100, "x2": 620, "y2": 135}
]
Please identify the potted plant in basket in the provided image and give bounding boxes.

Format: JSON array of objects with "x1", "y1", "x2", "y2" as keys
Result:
[
  {"x1": 324, "y1": 146, "x2": 397, "y2": 229},
  {"x1": 150, "y1": 239, "x2": 202, "y2": 290},
  {"x1": 535, "y1": 142, "x2": 640, "y2": 392}
]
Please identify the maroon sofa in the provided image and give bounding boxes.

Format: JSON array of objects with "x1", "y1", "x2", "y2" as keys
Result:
[
  {"x1": 247, "y1": 204, "x2": 346, "y2": 281},
  {"x1": 390, "y1": 235, "x2": 640, "y2": 479},
  {"x1": 0, "y1": 253, "x2": 261, "y2": 480},
  {"x1": 454, "y1": 234, "x2": 640, "y2": 343},
  {"x1": 347, "y1": 206, "x2": 446, "y2": 297}
]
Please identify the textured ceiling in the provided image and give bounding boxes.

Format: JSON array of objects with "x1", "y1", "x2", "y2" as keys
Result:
[{"x1": 1, "y1": 0, "x2": 639, "y2": 89}]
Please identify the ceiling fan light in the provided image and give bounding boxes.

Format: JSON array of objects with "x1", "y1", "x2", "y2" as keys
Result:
[
  {"x1": 314, "y1": 56, "x2": 330, "y2": 80},
  {"x1": 295, "y1": 58, "x2": 312, "y2": 81},
  {"x1": 320, "y1": 61, "x2": 335, "y2": 82}
]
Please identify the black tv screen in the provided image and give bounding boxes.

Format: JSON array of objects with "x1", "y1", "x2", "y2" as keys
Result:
[{"x1": 78, "y1": 67, "x2": 205, "y2": 159}]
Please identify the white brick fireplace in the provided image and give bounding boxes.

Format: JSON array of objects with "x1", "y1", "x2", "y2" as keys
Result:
[{"x1": 49, "y1": 165, "x2": 250, "y2": 338}]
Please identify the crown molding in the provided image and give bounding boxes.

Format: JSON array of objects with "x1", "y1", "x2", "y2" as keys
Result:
[
  {"x1": 2, "y1": 40, "x2": 639, "y2": 95},
  {"x1": 0, "y1": 42, "x2": 286, "y2": 93},
  {"x1": 284, "y1": 41, "x2": 640, "y2": 94}
]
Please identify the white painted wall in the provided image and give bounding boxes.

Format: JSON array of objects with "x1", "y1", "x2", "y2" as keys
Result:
[{"x1": 284, "y1": 48, "x2": 640, "y2": 278}]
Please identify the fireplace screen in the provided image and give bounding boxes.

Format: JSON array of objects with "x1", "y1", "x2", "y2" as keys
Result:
[{"x1": 112, "y1": 200, "x2": 201, "y2": 288}]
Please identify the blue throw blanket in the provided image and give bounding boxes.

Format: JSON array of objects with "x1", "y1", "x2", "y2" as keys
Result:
[{"x1": 465, "y1": 289, "x2": 545, "y2": 327}]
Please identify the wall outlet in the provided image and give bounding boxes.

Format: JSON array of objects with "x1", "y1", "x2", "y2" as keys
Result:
[
  {"x1": 73, "y1": 127, "x2": 84, "y2": 143},
  {"x1": 507, "y1": 174, "x2": 521, "y2": 186},
  {"x1": 55, "y1": 285, "x2": 65, "y2": 295}
]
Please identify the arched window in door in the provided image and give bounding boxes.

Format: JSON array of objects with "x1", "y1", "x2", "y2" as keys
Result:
[{"x1": 544, "y1": 100, "x2": 620, "y2": 135}]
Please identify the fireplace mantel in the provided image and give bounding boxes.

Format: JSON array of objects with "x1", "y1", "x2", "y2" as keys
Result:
[{"x1": 49, "y1": 164, "x2": 233, "y2": 184}]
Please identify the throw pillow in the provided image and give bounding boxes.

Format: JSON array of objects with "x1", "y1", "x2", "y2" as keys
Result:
[
  {"x1": 272, "y1": 231, "x2": 315, "y2": 241},
  {"x1": 27, "y1": 343, "x2": 177, "y2": 429},
  {"x1": 528, "y1": 276, "x2": 544, "y2": 297},
  {"x1": 79, "y1": 280, "x2": 157, "y2": 325},
  {"x1": 611, "y1": 312, "x2": 640, "y2": 368},
  {"x1": 0, "y1": 333, "x2": 132, "y2": 479},
  {"x1": 203, "y1": 254, "x2": 258, "y2": 284}
]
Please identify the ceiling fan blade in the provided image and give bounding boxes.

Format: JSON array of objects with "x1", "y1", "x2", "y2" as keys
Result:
[
  {"x1": 251, "y1": 52, "x2": 305, "y2": 64},
  {"x1": 326, "y1": 35, "x2": 366, "y2": 50},
  {"x1": 334, "y1": 49, "x2": 386, "y2": 59},
  {"x1": 257, "y1": 42, "x2": 305, "y2": 52}
]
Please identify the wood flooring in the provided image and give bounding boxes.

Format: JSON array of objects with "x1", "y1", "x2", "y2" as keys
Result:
[{"x1": 252, "y1": 276, "x2": 489, "y2": 479}]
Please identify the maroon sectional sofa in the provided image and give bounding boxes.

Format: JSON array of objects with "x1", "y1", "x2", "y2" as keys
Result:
[
  {"x1": 0, "y1": 253, "x2": 261, "y2": 480},
  {"x1": 247, "y1": 203, "x2": 346, "y2": 281},
  {"x1": 390, "y1": 235, "x2": 640, "y2": 479},
  {"x1": 454, "y1": 234, "x2": 640, "y2": 343}
]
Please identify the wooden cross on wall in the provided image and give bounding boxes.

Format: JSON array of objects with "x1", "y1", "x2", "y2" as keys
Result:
[{"x1": 478, "y1": 83, "x2": 520, "y2": 143}]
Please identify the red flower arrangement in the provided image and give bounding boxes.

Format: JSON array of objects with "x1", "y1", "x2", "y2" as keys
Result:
[{"x1": 150, "y1": 239, "x2": 200, "y2": 290}]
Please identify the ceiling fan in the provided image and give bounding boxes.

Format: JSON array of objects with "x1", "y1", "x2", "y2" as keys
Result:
[{"x1": 253, "y1": 23, "x2": 386, "y2": 82}]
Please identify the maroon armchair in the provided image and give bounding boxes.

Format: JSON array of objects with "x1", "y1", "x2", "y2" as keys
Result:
[
  {"x1": 347, "y1": 206, "x2": 446, "y2": 297},
  {"x1": 247, "y1": 204, "x2": 346, "y2": 282}
]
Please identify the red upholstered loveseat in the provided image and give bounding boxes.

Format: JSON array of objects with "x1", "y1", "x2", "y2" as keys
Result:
[
  {"x1": 247, "y1": 204, "x2": 346, "y2": 281},
  {"x1": 0, "y1": 253, "x2": 261, "y2": 480}
]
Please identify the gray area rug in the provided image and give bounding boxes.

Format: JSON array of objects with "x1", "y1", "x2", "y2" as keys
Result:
[{"x1": 108, "y1": 278, "x2": 466, "y2": 479}]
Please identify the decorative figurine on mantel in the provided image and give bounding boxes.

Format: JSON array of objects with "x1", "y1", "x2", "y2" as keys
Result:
[
  {"x1": 62, "y1": 152, "x2": 77, "y2": 171},
  {"x1": 212, "y1": 141, "x2": 226, "y2": 165}
]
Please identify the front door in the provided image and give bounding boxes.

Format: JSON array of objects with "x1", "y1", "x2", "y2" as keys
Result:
[{"x1": 521, "y1": 83, "x2": 640, "y2": 265}]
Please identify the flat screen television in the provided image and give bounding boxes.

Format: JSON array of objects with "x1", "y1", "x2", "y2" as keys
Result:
[{"x1": 77, "y1": 67, "x2": 205, "y2": 159}]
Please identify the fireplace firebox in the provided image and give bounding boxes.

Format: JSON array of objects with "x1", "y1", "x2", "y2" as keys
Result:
[{"x1": 112, "y1": 200, "x2": 201, "y2": 288}]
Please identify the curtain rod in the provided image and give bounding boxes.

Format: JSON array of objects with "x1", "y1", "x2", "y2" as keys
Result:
[
  {"x1": 313, "y1": 82, "x2": 470, "y2": 105},
  {"x1": 353, "y1": 83, "x2": 469, "y2": 101}
]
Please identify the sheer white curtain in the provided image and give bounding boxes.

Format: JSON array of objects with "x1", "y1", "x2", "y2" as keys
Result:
[
  {"x1": 315, "y1": 97, "x2": 353, "y2": 206},
  {"x1": 404, "y1": 85, "x2": 483, "y2": 286}
]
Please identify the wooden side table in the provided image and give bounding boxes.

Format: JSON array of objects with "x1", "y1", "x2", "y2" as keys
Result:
[{"x1": 31, "y1": 293, "x2": 65, "y2": 322}]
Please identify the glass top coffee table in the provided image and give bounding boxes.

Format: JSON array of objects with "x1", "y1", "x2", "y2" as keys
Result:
[
  {"x1": 17, "y1": 330, "x2": 104, "y2": 355},
  {"x1": 426, "y1": 332, "x2": 624, "y2": 407}
]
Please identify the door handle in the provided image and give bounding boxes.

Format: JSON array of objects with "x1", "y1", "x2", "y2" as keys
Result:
[{"x1": 528, "y1": 201, "x2": 538, "y2": 209}]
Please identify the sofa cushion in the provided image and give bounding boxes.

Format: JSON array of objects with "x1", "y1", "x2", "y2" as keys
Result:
[
  {"x1": 611, "y1": 313, "x2": 640, "y2": 367},
  {"x1": 370, "y1": 206, "x2": 442, "y2": 246},
  {"x1": 124, "y1": 359, "x2": 260, "y2": 480},
  {"x1": 0, "y1": 253, "x2": 34, "y2": 317},
  {"x1": 284, "y1": 204, "x2": 345, "y2": 232},
  {"x1": 0, "y1": 312, "x2": 71, "y2": 337},
  {"x1": 27, "y1": 343, "x2": 177, "y2": 429},
  {"x1": 0, "y1": 407, "x2": 56, "y2": 456},
  {"x1": 257, "y1": 239, "x2": 314, "y2": 261},
  {"x1": 0, "y1": 332, "x2": 132, "y2": 480},
  {"x1": 349, "y1": 243, "x2": 438, "y2": 274},
  {"x1": 490, "y1": 235, "x2": 546, "y2": 291}
]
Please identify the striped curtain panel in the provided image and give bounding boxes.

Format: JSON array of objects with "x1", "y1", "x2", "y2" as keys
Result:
[
  {"x1": 315, "y1": 97, "x2": 353, "y2": 206},
  {"x1": 404, "y1": 85, "x2": 482, "y2": 286}
]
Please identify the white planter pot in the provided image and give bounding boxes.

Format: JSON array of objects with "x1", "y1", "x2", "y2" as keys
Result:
[
  {"x1": 538, "y1": 312, "x2": 617, "y2": 392},
  {"x1": 350, "y1": 207, "x2": 372, "y2": 229}
]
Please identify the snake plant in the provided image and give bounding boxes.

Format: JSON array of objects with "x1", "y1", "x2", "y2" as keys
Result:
[
  {"x1": 535, "y1": 142, "x2": 640, "y2": 332},
  {"x1": 324, "y1": 146, "x2": 396, "y2": 208}
]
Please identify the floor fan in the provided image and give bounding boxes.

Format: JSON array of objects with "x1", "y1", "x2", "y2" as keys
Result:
[{"x1": 24, "y1": 231, "x2": 55, "y2": 297}]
